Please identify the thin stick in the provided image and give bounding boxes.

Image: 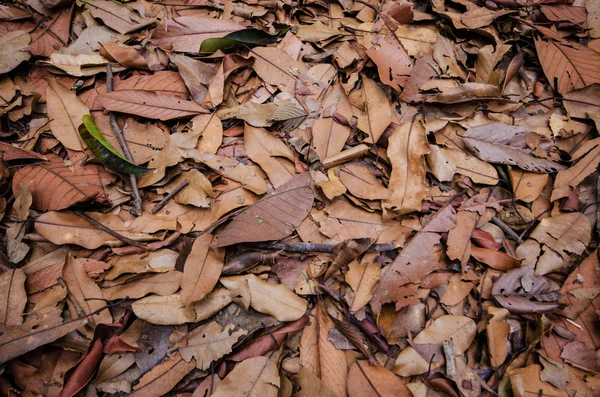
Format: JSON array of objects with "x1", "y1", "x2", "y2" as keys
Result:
[
  {"x1": 106, "y1": 65, "x2": 143, "y2": 216},
  {"x1": 492, "y1": 216, "x2": 523, "y2": 244},
  {"x1": 251, "y1": 241, "x2": 395, "y2": 253},
  {"x1": 75, "y1": 211, "x2": 146, "y2": 249},
  {"x1": 151, "y1": 179, "x2": 190, "y2": 214}
]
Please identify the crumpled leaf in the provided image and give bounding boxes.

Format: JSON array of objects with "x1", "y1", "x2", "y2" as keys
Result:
[
  {"x1": 44, "y1": 53, "x2": 109, "y2": 77},
  {"x1": 216, "y1": 172, "x2": 314, "y2": 246},
  {"x1": 462, "y1": 123, "x2": 565, "y2": 173},
  {"x1": 180, "y1": 322, "x2": 246, "y2": 369},
  {"x1": 492, "y1": 267, "x2": 562, "y2": 313}
]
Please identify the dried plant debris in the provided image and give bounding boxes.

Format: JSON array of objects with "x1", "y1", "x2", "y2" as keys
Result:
[{"x1": 1, "y1": 0, "x2": 600, "y2": 396}]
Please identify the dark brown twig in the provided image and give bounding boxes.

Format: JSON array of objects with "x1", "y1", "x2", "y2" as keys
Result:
[
  {"x1": 151, "y1": 179, "x2": 190, "y2": 214},
  {"x1": 105, "y1": 65, "x2": 143, "y2": 216},
  {"x1": 75, "y1": 211, "x2": 146, "y2": 249},
  {"x1": 492, "y1": 216, "x2": 523, "y2": 244},
  {"x1": 251, "y1": 241, "x2": 395, "y2": 253}
]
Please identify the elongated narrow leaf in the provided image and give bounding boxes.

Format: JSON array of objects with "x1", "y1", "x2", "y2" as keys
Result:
[
  {"x1": 98, "y1": 90, "x2": 209, "y2": 120},
  {"x1": 200, "y1": 29, "x2": 280, "y2": 53},
  {"x1": 79, "y1": 115, "x2": 151, "y2": 175}
]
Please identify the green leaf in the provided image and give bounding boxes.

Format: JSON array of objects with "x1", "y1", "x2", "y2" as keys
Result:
[
  {"x1": 200, "y1": 29, "x2": 281, "y2": 53},
  {"x1": 79, "y1": 115, "x2": 152, "y2": 175}
]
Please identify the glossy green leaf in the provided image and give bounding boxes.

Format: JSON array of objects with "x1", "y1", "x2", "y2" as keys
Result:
[
  {"x1": 79, "y1": 115, "x2": 151, "y2": 175},
  {"x1": 200, "y1": 29, "x2": 281, "y2": 53}
]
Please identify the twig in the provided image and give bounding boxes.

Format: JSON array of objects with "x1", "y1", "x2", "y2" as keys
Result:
[
  {"x1": 75, "y1": 211, "x2": 146, "y2": 249},
  {"x1": 151, "y1": 179, "x2": 190, "y2": 214},
  {"x1": 492, "y1": 216, "x2": 523, "y2": 244},
  {"x1": 443, "y1": 340, "x2": 456, "y2": 377},
  {"x1": 251, "y1": 241, "x2": 395, "y2": 253},
  {"x1": 106, "y1": 65, "x2": 143, "y2": 216}
]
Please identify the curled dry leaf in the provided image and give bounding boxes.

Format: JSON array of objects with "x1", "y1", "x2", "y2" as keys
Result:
[
  {"x1": 216, "y1": 172, "x2": 314, "y2": 246},
  {"x1": 492, "y1": 267, "x2": 562, "y2": 313}
]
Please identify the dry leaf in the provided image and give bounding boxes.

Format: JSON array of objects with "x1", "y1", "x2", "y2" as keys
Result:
[
  {"x1": 132, "y1": 294, "x2": 196, "y2": 325},
  {"x1": 0, "y1": 30, "x2": 30, "y2": 74},
  {"x1": 462, "y1": 123, "x2": 565, "y2": 173},
  {"x1": 492, "y1": 267, "x2": 562, "y2": 313},
  {"x1": 244, "y1": 124, "x2": 296, "y2": 187},
  {"x1": 357, "y1": 75, "x2": 392, "y2": 144},
  {"x1": 164, "y1": 169, "x2": 213, "y2": 208},
  {"x1": 552, "y1": 137, "x2": 600, "y2": 200},
  {"x1": 212, "y1": 356, "x2": 280, "y2": 397},
  {"x1": 382, "y1": 118, "x2": 430, "y2": 216},
  {"x1": 13, "y1": 154, "x2": 116, "y2": 211},
  {"x1": 427, "y1": 145, "x2": 498, "y2": 185},
  {"x1": 180, "y1": 322, "x2": 246, "y2": 369},
  {"x1": 339, "y1": 164, "x2": 389, "y2": 200},
  {"x1": 128, "y1": 352, "x2": 195, "y2": 397},
  {"x1": 312, "y1": 83, "x2": 352, "y2": 160},
  {"x1": 348, "y1": 361, "x2": 411, "y2": 397},
  {"x1": 101, "y1": 271, "x2": 183, "y2": 300},
  {"x1": 44, "y1": 53, "x2": 109, "y2": 76},
  {"x1": 346, "y1": 260, "x2": 381, "y2": 312},
  {"x1": 366, "y1": 33, "x2": 413, "y2": 92},
  {"x1": 150, "y1": 17, "x2": 242, "y2": 53},
  {"x1": 46, "y1": 79, "x2": 89, "y2": 151},
  {"x1": 216, "y1": 172, "x2": 313, "y2": 246},
  {"x1": 0, "y1": 269, "x2": 27, "y2": 325},
  {"x1": 300, "y1": 304, "x2": 347, "y2": 397},
  {"x1": 251, "y1": 47, "x2": 308, "y2": 94},
  {"x1": 98, "y1": 90, "x2": 209, "y2": 120},
  {"x1": 180, "y1": 234, "x2": 224, "y2": 305},
  {"x1": 88, "y1": 0, "x2": 155, "y2": 34}
]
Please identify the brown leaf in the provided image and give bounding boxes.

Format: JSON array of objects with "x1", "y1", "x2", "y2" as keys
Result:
[
  {"x1": 251, "y1": 47, "x2": 308, "y2": 94},
  {"x1": 300, "y1": 304, "x2": 347, "y2": 397},
  {"x1": 471, "y1": 245, "x2": 521, "y2": 270},
  {"x1": 348, "y1": 361, "x2": 411, "y2": 397},
  {"x1": 560, "y1": 340, "x2": 600, "y2": 373},
  {"x1": 150, "y1": 17, "x2": 243, "y2": 53},
  {"x1": 552, "y1": 137, "x2": 600, "y2": 200},
  {"x1": 115, "y1": 71, "x2": 189, "y2": 97},
  {"x1": 0, "y1": 31, "x2": 30, "y2": 74},
  {"x1": 216, "y1": 172, "x2": 313, "y2": 246},
  {"x1": 366, "y1": 33, "x2": 413, "y2": 92},
  {"x1": 487, "y1": 315, "x2": 510, "y2": 367},
  {"x1": 0, "y1": 269, "x2": 26, "y2": 326},
  {"x1": 312, "y1": 83, "x2": 352, "y2": 160},
  {"x1": 13, "y1": 154, "x2": 115, "y2": 211},
  {"x1": 128, "y1": 352, "x2": 196, "y2": 397},
  {"x1": 427, "y1": 82, "x2": 501, "y2": 103},
  {"x1": 101, "y1": 271, "x2": 183, "y2": 300},
  {"x1": 180, "y1": 234, "x2": 224, "y2": 305},
  {"x1": 46, "y1": 79, "x2": 90, "y2": 151},
  {"x1": 339, "y1": 164, "x2": 389, "y2": 200},
  {"x1": 212, "y1": 356, "x2": 280, "y2": 397},
  {"x1": 492, "y1": 267, "x2": 562, "y2": 314},
  {"x1": 63, "y1": 255, "x2": 112, "y2": 328},
  {"x1": 540, "y1": 5, "x2": 587, "y2": 24},
  {"x1": 535, "y1": 34, "x2": 600, "y2": 94},
  {"x1": 60, "y1": 338, "x2": 103, "y2": 397},
  {"x1": 132, "y1": 294, "x2": 197, "y2": 325},
  {"x1": 168, "y1": 52, "x2": 216, "y2": 104},
  {"x1": 462, "y1": 123, "x2": 565, "y2": 173},
  {"x1": 180, "y1": 322, "x2": 246, "y2": 369},
  {"x1": 346, "y1": 260, "x2": 381, "y2": 312},
  {"x1": 88, "y1": 0, "x2": 155, "y2": 34},
  {"x1": 0, "y1": 306, "x2": 88, "y2": 365},
  {"x1": 98, "y1": 90, "x2": 209, "y2": 120},
  {"x1": 508, "y1": 365, "x2": 566, "y2": 397},
  {"x1": 357, "y1": 75, "x2": 392, "y2": 144},
  {"x1": 382, "y1": 117, "x2": 430, "y2": 216},
  {"x1": 427, "y1": 144, "x2": 499, "y2": 185},
  {"x1": 244, "y1": 124, "x2": 296, "y2": 187},
  {"x1": 447, "y1": 211, "x2": 478, "y2": 269}
]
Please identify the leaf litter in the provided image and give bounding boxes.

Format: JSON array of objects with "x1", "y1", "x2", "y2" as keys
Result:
[{"x1": 1, "y1": 0, "x2": 600, "y2": 396}]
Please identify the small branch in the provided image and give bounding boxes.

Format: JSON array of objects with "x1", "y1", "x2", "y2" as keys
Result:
[
  {"x1": 106, "y1": 65, "x2": 143, "y2": 217},
  {"x1": 443, "y1": 340, "x2": 456, "y2": 377},
  {"x1": 251, "y1": 241, "x2": 395, "y2": 253},
  {"x1": 492, "y1": 216, "x2": 523, "y2": 244},
  {"x1": 151, "y1": 179, "x2": 190, "y2": 214},
  {"x1": 75, "y1": 211, "x2": 146, "y2": 249}
]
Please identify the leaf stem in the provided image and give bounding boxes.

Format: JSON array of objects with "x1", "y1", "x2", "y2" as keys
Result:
[{"x1": 105, "y1": 64, "x2": 143, "y2": 216}]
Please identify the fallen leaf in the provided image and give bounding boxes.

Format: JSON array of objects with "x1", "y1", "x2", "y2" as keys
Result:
[
  {"x1": 101, "y1": 271, "x2": 183, "y2": 300},
  {"x1": 552, "y1": 137, "x2": 600, "y2": 200},
  {"x1": 346, "y1": 260, "x2": 381, "y2": 312},
  {"x1": 244, "y1": 124, "x2": 296, "y2": 187},
  {"x1": 426, "y1": 144, "x2": 498, "y2": 185},
  {"x1": 0, "y1": 31, "x2": 30, "y2": 74},
  {"x1": 98, "y1": 90, "x2": 209, "y2": 120},
  {"x1": 167, "y1": 52, "x2": 216, "y2": 103},
  {"x1": 150, "y1": 17, "x2": 243, "y2": 53},
  {"x1": 88, "y1": 0, "x2": 155, "y2": 34},
  {"x1": 382, "y1": 117, "x2": 430, "y2": 216},
  {"x1": 300, "y1": 304, "x2": 347, "y2": 397},
  {"x1": 366, "y1": 33, "x2": 413, "y2": 92},
  {"x1": 357, "y1": 75, "x2": 392, "y2": 144},
  {"x1": 128, "y1": 352, "x2": 196, "y2": 397},
  {"x1": 163, "y1": 169, "x2": 213, "y2": 208},
  {"x1": 0, "y1": 269, "x2": 27, "y2": 325},
  {"x1": 311, "y1": 83, "x2": 352, "y2": 160},
  {"x1": 462, "y1": 123, "x2": 565, "y2": 173},
  {"x1": 211, "y1": 356, "x2": 280, "y2": 397},
  {"x1": 339, "y1": 164, "x2": 389, "y2": 200},
  {"x1": 132, "y1": 294, "x2": 196, "y2": 325},
  {"x1": 251, "y1": 46, "x2": 308, "y2": 94},
  {"x1": 180, "y1": 322, "x2": 246, "y2": 369},
  {"x1": 180, "y1": 234, "x2": 224, "y2": 305},
  {"x1": 216, "y1": 172, "x2": 313, "y2": 246},
  {"x1": 348, "y1": 361, "x2": 411, "y2": 397},
  {"x1": 46, "y1": 79, "x2": 89, "y2": 151},
  {"x1": 13, "y1": 154, "x2": 116, "y2": 211},
  {"x1": 492, "y1": 267, "x2": 562, "y2": 313}
]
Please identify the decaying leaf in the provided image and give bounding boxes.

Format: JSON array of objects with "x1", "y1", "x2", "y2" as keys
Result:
[
  {"x1": 180, "y1": 322, "x2": 246, "y2": 369},
  {"x1": 0, "y1": 30, "x2": 30, "y2": 74},
  {"x1": 211, "y1": 356, "x2": 280, "y2": 397},
  {"x1": 492, "y1": 267, "x2": 562, "y2": 313}
]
